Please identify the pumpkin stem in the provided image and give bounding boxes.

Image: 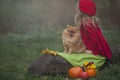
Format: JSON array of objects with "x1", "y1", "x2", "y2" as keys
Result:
[{"x1": 81, "y1": 66, "x2": 85, "y2": 71}]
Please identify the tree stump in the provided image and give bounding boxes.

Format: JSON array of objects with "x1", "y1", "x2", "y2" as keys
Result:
[{"x1": 28, "y1": 54, "x2": 72, "y2": 76}]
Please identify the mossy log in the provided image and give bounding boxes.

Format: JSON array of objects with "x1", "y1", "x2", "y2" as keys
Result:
[{"x1": 28, "y1": 54, "x2": 72, "y2": 76}]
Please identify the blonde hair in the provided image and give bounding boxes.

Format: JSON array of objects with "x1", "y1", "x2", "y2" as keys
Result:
[{"x1": 74, "y1": 2, "x2": 99, "y2": 27}]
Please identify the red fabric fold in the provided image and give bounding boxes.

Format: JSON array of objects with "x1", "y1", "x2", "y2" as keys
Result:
[{"x1": 80, "y1": 23, "x2": 112, "y2": 59}]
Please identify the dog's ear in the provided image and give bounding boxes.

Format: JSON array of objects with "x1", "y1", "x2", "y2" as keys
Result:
[{"x1": 67, "y1": 24, "x2": 70, "y2": 28}]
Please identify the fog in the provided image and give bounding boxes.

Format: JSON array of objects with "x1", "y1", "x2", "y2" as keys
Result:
[
  {"x1": 0, "y1": 0, "x2": 120, "y2": 34},
  {"x1": 0, "y1": 0, "x2": 76, "y2": 33}
]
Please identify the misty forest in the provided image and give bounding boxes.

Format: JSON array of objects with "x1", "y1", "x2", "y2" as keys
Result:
[{"x1": 0, "y1": 0, "x2": 120, "y2": 80}]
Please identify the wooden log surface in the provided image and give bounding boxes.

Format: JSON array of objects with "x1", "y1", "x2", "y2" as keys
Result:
[{"x1": 28, "y1": 54, "x2": 72, "y2": 76}]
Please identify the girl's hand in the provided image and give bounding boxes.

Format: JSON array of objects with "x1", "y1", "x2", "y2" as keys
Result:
[{"x1": 86, "y1": 50, "x2": 92, "y2": 54}]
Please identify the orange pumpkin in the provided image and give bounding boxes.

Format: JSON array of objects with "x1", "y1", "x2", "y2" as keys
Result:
[
  {"x1": 86, "y1": 69, "x2": 96, "y2": 77},
  {"x1": 68, "y1": 66, "x2": 82, "y2": 78}
]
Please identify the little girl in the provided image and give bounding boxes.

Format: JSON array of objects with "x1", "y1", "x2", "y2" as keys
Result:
[{"x1": 75, "y1": 0, "x2": 112, "y2": 60}]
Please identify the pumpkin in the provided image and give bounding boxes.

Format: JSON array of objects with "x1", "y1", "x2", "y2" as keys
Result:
[
  {"x1": 79, "y1": 71, "x2": 89, "y2": 79},
  {"x1": 68, "y1": 66, "x2": 82, "y2": 78},
  {"x1": 86, "y1": 69, "x2": 96, "y2": 77}
]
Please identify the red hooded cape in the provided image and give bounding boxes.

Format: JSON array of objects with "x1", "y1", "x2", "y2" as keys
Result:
[{"x1": 80, "y1": 23, "x2": 112, "y2": 59}]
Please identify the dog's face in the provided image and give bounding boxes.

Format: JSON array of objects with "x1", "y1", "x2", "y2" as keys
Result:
[
  {"x1": 65, "y1": 25, "x2": 79, "y2": 37},
  {"x1": 62, "y1": 25, "x2": 80, "y2": 44}
]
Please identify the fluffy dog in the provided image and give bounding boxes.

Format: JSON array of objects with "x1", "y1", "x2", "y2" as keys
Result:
[{"x1": 62, "y1": 25, "x2": 86, "y2": 54}]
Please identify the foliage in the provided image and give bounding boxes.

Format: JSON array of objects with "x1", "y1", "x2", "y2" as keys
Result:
[{"x1": 0, "y1": 27, "x2": 120, "y2": 80}]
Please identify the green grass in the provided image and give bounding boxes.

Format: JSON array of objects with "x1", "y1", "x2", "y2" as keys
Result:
[{"x1": 0, "y1": 27, "x2": 120, "y2": 80}]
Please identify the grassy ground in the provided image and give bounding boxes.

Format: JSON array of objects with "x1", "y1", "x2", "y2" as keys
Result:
[{"x1": 0, "y1": 27, "x2": 120, "y2": 80}]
